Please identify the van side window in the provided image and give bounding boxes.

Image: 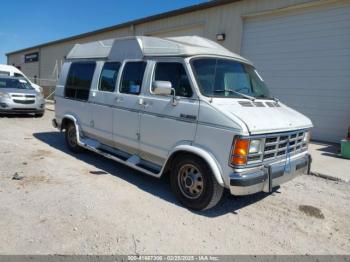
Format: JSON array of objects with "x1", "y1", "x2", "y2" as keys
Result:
[
  {"x1": 65, "y1": 62, "x2": 96, "y2": 101},
  {"x1": 99, "y1": 62, "x2": 121, "y2": 92},
  {"x1": 154, "y1": 62, "x2": 192, "y2": 97},
  {"x1": 120, "y1": 61, "x2": 146, "y2": 95}
]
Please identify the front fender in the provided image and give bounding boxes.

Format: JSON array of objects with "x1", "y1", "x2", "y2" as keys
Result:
[
  {"x1": 61, "y1": 114, "x2": 84, "y2": 145},
  {"x1": 167, "y1": 145, "x2": 225, "y2": 186}
]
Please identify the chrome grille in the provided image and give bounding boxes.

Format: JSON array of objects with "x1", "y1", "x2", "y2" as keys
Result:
[
  {"x1": 263, "y1": 131, "x2": 307, "y2": 161},
  {"x1": 245, "y1": 130, "x2": 308, "y2": 165},
  {"x1": 11, "y1": 94, "x2": 36, "y2": 98},
  {"x1": 13, "y1": 99, "x2": 35, "y2": 104},
  {"x1": 10, "y1": 94, "x2": 36, "y2": 104}
]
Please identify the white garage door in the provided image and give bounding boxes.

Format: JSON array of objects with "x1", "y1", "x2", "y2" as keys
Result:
[{"x1": 241, "y1": 1, "x2": 350, "y2": 143}]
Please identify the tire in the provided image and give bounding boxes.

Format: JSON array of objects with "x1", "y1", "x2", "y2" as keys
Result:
[
  {"x1": 170, "y1": 154, "x2": 224, "y2": 211},
  {"x1": 65, "y1": 122, "x2": 84, "y2": 153},
  {"x1": 35, "y1": 112, "x2": 44, "y2": 118}
]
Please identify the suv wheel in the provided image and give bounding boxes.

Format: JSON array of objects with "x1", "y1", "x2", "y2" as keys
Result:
[
  {"x1": 35, "y1": 112, "x2": 44, "y2": 118},
  {"x1": 65, "y1": 122, "x2": 83, "y2": 153},
  {"x1": 170, "y1": 155, "x2": 223, "y2": 210}
]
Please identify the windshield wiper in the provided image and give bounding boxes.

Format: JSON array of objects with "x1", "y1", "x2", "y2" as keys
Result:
[{"x1": 214, "y1": 89, "x2": 256, "y2": 101}]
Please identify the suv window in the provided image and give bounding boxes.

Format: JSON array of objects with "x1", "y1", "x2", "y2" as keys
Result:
[
  {"x1": 154, "y1": 62, "x2": 192, "y2": 97},
  {"x1": 99, "y1": 62, "x2": 121, "y2": 92},
  {"x1": 14, "y1": 73, "x2": 24, "y2": 78},
  {"x1": 120, "y1": 61, "x2": 146, "y2": 95},
  {"x1": 0, "y1": 71, "x2": 10, "y2": 76},
  {"x1": 65, "y1": 62, "x2": 96, "y2": 101}
]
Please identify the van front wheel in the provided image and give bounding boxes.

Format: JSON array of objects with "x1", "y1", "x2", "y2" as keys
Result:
[
  {"x1": 65, "y1": 123, "x2": 83, "y2": 153},
  {"x1": 170, "y1": 155, "x2": 223, "y2": 210}
]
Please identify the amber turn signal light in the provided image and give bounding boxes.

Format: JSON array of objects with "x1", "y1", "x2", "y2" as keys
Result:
[
  {"x1": 231, "y1": 138, "x2": 249, "y2": 165},
  {"x1": 231, "y1": 155, "x2": 247, "y2": 165}
]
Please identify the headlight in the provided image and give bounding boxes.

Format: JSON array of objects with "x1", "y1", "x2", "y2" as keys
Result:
[
  {"x1": 0, "y1": 92, "x2": 10, "y2": 98},
  {"x1": 37, "y1": 91, "x2": 44, "y2": 98},
  {"x1": 249, "y1": 139, "x2": 263, "y2": 154},
  {"x1": 231, "y1": 137, "x2": 264, "y2": 166}
]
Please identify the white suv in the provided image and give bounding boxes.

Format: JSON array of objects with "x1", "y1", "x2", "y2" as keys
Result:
[{"x1": 53, "y1": 36, "x2": 313, "y2": 210}]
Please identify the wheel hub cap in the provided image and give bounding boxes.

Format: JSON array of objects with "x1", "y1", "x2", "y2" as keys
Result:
[{"x1": 178, "y1": 164, "x2": 204, "y2": 199}]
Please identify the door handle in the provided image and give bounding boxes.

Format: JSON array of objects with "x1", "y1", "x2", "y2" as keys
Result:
[{"x1": 138, "y1": 98, "x2": 151, "y2": 108}]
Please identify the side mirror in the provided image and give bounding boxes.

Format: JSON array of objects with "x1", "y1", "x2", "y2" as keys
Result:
[
  {"x1": 153, "y1": 80, "x2": 179, "y2": 106},
  {"x1": 153, "y1": 81, "x2": 172, "y2": 96}
]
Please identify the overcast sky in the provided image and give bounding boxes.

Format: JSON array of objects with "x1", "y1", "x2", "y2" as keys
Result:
[{"x1": 0, "y1": 0, "x2": 206, "y2": 64}]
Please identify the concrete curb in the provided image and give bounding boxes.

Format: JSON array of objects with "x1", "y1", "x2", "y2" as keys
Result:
[
  {"x1": 307, "y1": 171, "x2": 346, "y2": 183},
  {"x1": 45, "y1": 99, "x2": 55, "y2": 105},
  {"x1": 45, "y1": 105, "x2": 55, "y2": 112},
  {"x1": 45, "y1": 100, "x2": 55, "y2": 111}
]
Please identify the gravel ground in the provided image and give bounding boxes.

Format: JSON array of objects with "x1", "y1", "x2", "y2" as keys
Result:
[{"x1": 0, "y1": 111, "x2": 349, "y2": 255}]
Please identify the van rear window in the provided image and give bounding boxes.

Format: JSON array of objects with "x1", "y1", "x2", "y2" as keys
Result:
[{"x1": 65, "y1": 62, "x2": 96, "y2": 101}]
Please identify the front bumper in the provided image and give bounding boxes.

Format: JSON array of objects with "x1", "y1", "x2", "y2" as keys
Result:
[
  {"x1": 229, "y1": 153, "x2": 311, "y2": 195},
  {"x1": 0, "y1": 108, "x2": 45, "y2": 114},
  {"x1": 0, "y1": 97, "x2": 45, "y2": 114}
]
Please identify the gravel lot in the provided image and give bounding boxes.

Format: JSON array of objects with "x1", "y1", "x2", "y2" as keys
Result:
[{"x1": 0, "y1": 111, "x2": 349, "y2": 255}]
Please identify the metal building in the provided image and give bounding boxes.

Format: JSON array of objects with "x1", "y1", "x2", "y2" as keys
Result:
[{"x1": 6, "y1": 0, "x2": 350, "y2": 143}]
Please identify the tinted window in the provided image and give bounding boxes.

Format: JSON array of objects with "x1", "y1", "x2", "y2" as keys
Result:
[
  {"x1": 0, "y1": 71, "x2": 10, "y2": 76},
  {"x1": 14, "y1": 73, "x2": 24, "y2": 78},
  {"x1": 154, "y1": 62, "x2": 192, "y2": 97},
  {"x1": 99, "y1": 62, "x2": 121, "y2": 92},
  {"x1": 65, "y1": 62, "x2": 96, "y2": 101},
  {"x1": 191, "y1": 58, "x2": 271, "y2": 99},
  {"x1": 0, "y1": 78, "x2": 33, "y2": 89},
  {"x1": 120, "y1": 62, "x2": 146, "y2": 95}
]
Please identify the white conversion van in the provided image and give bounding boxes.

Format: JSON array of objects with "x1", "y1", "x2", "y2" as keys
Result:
[{"x1": 53, "y1": 36, "x2": 313, "y2": 210}]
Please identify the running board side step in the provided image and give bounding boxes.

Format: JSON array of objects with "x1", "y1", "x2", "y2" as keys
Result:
[{"x1": 78, "y1": 136, "x2": 162, "y2": 178}]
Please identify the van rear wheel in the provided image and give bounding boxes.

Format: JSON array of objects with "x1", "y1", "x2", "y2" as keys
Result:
[
  {"x1": 170, "y1": 155, "x2": 223, "y2": 210},
  {"x1": 65, "y1": 123, "x2": 83, "y2": 153}
]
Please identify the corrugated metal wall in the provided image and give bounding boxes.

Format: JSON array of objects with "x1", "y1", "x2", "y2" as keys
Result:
[{"x1": 7, "y1": 0, "x2": 317, "y2": 87}]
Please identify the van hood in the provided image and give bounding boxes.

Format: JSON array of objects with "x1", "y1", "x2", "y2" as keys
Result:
[{"x1": 211, "y1": 98, "x2": 313, "y2": 134}]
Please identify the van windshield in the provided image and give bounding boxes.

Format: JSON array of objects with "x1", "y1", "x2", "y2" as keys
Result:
[{"x1": 191, "y1": 58, "x2": 272, "y2": 99}]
